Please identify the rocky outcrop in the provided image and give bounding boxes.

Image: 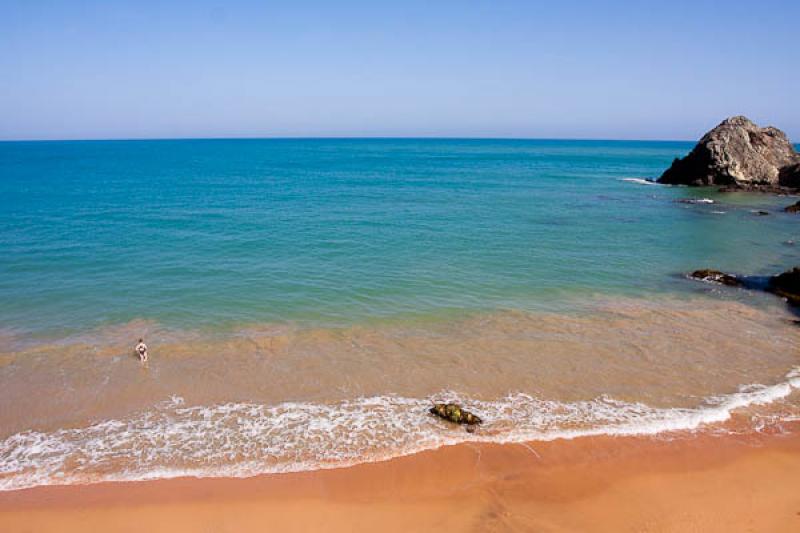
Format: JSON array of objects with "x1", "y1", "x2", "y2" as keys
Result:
[
  {"x1": 658, "y1": 116, "x2": 800, "y2": 190},
  {"x1": 689, "y1": 269, "x2": 742, "y2": 287}
]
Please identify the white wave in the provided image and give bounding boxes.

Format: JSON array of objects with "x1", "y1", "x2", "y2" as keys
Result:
[
  {"x1": 620, "y1": 178, "x2": 658, "y2": 185},
  {"x1": 1, "y1": 367, "x2": 799, "y2": 492}
]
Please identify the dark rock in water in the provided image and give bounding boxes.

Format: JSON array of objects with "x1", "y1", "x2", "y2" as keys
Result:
[
  {"x1": 689, "y1": 269, "x2": 742, "y2": 287},
  {"x1": 429, "y1": 403, "x2": 482, "y2": 429},
  {"x1": 753, "y1": 210, "x2": 770, "y2": 216},
  {"x1": 768, "y1": 267, "x2": 800, "y2": 305},
  {"x1": 784, "y1": 200, "x2": 800, "y2": 213},
  {"x1": 689, "y1": 266, "x2": 800, "y2": 308},
  {"x1": 657, "y1": 116, "x2": 800, "y2": 190}
]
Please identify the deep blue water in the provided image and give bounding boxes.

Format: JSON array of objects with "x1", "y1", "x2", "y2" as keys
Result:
[{"x1": 1, "y1": 138, "x2": 799, "y2": 334}]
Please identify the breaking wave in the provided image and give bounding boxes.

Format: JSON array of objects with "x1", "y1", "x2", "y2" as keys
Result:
[
  {"x1": 620, "y1": 177, "x2": 659, "y2": 185},
  {"x1": 1, "y1": 367, "x2": 799, "y2": 492}
]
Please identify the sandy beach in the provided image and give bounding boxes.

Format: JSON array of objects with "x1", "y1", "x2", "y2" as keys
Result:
[{"x1": 2, "y1": 427, "x2": 799, "y2": 532}]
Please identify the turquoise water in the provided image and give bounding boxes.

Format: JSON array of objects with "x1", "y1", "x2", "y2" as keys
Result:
[
  {"x1": 1, "y1": 138, "x2": 799, "y2": 334},
  {"x1": 4, "y1": 138, "x2": 800, "y2": 491}
]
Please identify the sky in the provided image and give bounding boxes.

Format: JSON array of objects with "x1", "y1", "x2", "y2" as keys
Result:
[{"x1": 1, "y1": 0, "x2": 798, "y2": 141}]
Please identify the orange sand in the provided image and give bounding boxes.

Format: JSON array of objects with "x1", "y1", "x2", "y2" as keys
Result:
[{"x1": 1, "y1": 430, "x2": 799, "y2": 532}]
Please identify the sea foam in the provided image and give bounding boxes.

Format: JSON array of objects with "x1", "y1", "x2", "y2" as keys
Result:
[{"x1": 1, "y1": 366, "x2": 798, "y2": 492}]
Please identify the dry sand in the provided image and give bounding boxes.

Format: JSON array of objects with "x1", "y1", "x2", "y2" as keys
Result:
[{"x1": 2, "y1": 427, "x2": 800, "y2": 532}]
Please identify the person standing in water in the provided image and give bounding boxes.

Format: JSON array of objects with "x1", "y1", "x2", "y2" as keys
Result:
[{"x1": 135, "y1": 338, "x2": 148, "y2": 362}]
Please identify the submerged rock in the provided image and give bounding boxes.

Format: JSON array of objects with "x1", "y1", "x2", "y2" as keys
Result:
[
  {"x1": 768, "y1": 267, "x2": 800, "y2": 305},
  {"x1": 689, "y1": 269, "x2": 742, "y2": 287},
  {"x1": 658, "y1": 116, "x2": 800, "y2": 190},
  {"x1": 429, "y1": 403, "x2": 483, "y2": 430}
]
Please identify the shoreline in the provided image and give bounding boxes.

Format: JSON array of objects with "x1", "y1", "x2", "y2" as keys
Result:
[
  {"x1": 2, "y1": 427, "x2": 799, "y2": 532},
  {"x1": 3, "y1": 295, "x2": 799, "y2": 491}
]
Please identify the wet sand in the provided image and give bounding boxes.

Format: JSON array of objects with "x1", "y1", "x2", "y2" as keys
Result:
[{"x1": 1, "y1": 428, "x2": 799, "y2": 532}]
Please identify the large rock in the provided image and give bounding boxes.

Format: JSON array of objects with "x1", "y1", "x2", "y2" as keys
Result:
[{"x1": 658, "y1": 116, "x2": 800, "y2": 189}]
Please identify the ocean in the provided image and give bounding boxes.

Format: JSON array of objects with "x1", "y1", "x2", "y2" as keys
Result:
[{"x1": 1, "y1": 138, "x2": 799, "y2": 490}]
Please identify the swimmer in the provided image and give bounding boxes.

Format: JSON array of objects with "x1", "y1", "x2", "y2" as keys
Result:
[{"x1": 135, "y1": 338, "x2": 148, "y2": 362}]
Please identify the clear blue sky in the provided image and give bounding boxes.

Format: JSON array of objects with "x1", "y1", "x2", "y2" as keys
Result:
[{"x1": 1, "y1": 0, "x2": 798, "y2": 141}]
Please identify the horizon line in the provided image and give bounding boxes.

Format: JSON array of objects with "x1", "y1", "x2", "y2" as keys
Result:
[{"x1": 0, "y1": 134, "x2": 700, "y2": 144}]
